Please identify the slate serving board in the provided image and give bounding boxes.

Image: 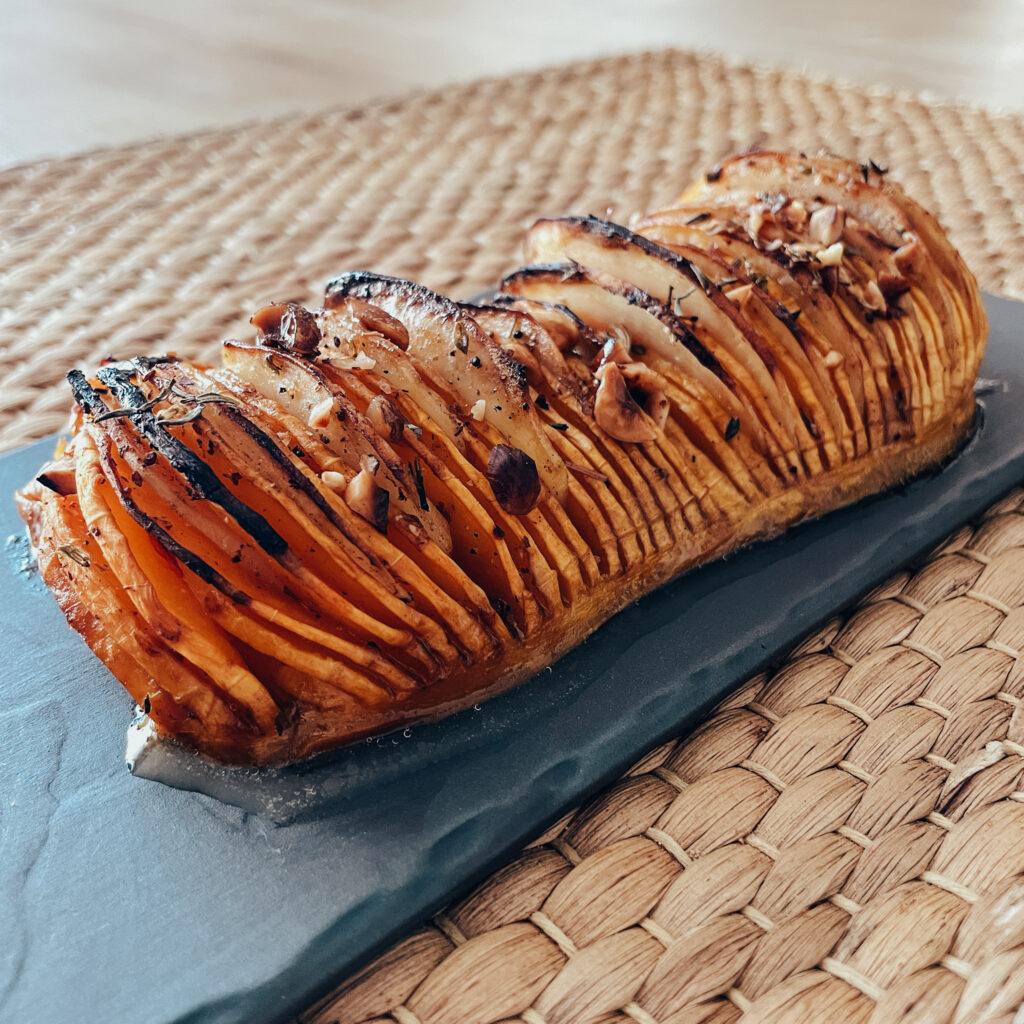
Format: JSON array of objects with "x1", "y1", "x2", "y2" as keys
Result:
[{"x1": 2, "y1": 293, "x2": 1024, "y2": 1024}]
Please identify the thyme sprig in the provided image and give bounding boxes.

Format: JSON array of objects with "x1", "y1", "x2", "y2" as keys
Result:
[
  {"x1": 92, "y1": 382, "x2": 238, "y2": 428},
  {"x1": 93, "y1": 383, "x2": 174, "y2": 422},
  {"x1": 158, "y1": 390, "x2": 240, "y2": 425}
]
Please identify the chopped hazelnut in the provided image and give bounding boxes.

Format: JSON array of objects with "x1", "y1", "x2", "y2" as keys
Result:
[
  {"x1": 850, "y1": 278, "x2": 887, "y2": 313},
  {"x1": 893, "y1": 239, "x2": 923, "y2": 276},
  {"x1": 780, "y1": 200, "x2": 808, "y2": 231},
  {"x1": 594, "y1": 363, "x2": 657, "y2": 443},
  {"x1": 619, "y1": 362, "x2": 670, "y2": 431},
  {"x1": 345, "y1": 298, "x2": 410, "y2": 350},
  {"x1": 878, "y1": 270, "x2": 911, "y2": 299},
  {"x1": 486, "y1": 444, "x2": 541, "y2": 515},
  {"x1": 594, "y1": 333, "x2": 630, "y2": 369},
  {"x1": 816, "y1": 242, "x2": 845, "y2": 267},
  {"x1": 251, "y1": 302, "x2": 321, "y2": 356},
  {"x1": 367, "y1": 395, "x2": 406, "y2": 443},
  {"x1": 748, "y1": 205, "x2": 767, "y2": 241},
  {"x1": 344, "y1": 467, "x2": 389, "y2": 533},
  {"x1": 809, "y1": 205, "x2": 845, "y2": 247},
  {"x1": 320, "y1": 470, "x2": 347, "y2": 492},
  {"x1": 309, "y1": 397, "x2": 334, "y2": 429},
  {"x1": 863, "y1": 279, "x2": 886, "y2": 311}
]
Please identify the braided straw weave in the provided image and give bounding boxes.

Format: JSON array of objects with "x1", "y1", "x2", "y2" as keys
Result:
[
  {"x1": 4, "y1": 48, "x2": 1024, "y2": 1024},
  {"x1": 304, "y1": 495, "x2": 1024, "y2": 1024}
]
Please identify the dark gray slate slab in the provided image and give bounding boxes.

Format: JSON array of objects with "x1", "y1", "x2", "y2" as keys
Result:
[{"x1": 2, "y1": 293, "x2": 1024, "y2": 1024}]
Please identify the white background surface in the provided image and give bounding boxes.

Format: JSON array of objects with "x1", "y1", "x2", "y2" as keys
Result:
[{"x1": 3, "y1": 0, "x2": 1024, "y2": 168}]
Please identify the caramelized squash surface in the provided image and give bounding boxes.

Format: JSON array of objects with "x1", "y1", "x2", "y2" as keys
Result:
[{"x1": 18, "y1": 152, "x2": 987, "y2": 764}]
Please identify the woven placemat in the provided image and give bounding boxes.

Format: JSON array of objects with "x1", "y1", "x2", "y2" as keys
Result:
[
  {"x1": 305, "y1": 490, "x2": 1024, "y2": 1024},
  {"x1": 5, "y1": 48, "x2": 1024, "y2": 1024},
  {"x1": 2, "y1": 49, "x2": 1024, "y2": 454}
]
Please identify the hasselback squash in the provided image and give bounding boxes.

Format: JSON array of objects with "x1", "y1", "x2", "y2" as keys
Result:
[{"x1": 17, "y1": 151, "x2": 986, "y2": 764}]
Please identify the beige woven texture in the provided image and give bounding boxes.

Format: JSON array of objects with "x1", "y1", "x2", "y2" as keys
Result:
[
  {"x1": 306, "y1": 490, "x2": 1024, "y2": 1024},
  {"x1": 5, "y1": 47, "x2": 1024, "y2": 1024}
]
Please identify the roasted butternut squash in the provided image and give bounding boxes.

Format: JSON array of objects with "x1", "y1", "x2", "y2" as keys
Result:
[{"x1": 17, "y1": 152, "x2": 986, "y2": 765}]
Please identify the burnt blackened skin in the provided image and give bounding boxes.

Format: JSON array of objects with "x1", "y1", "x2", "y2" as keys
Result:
[
  {"x1": 93, "y1": 365, "x2": 288, "y2": 557},
  {"x1": 324, "y1": 269, "x2": 403, "y2": 307},
  {"x1": 67, "y1": 369, "x2": 108, "y2": 416},
  {"x1": 93, "y1": 437, "x2": 252, "y2": 606},
  {"x1": 535, "y1": 215, "x2": 728, "y2": 312},
  {"x1": 410, "y1": 459, "x2": 429, "y2": 512},
  {"x1": 618, "y1": 282, "x2": 739, "y2": 391},
  {"x1": 799, "y1": 409, "x2": 822, "y2": 441},
  {"x1": 325, "y1": 271, "x2": 468, "y2": 331},
  {"x1": 129, "y1": 354, "x2": 182, "y2": 375},
  {"x1": 499, "y1": 263, "x2": 585, "y2": 293}
]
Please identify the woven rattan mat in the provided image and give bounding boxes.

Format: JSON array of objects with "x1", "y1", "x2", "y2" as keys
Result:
[{"x1": 5, "y1": 48, "x2": 1024, "y2": 1023}]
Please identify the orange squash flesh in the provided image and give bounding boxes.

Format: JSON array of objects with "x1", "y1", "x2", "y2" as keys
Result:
[{"x1": 18, "y1": 152, "x2": 987, "y2": 765}]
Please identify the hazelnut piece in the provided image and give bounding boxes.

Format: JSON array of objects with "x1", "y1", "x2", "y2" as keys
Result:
[
  {"x1": 344, "y1": 467, "x2": 389, "y2": 533},
  {"x1": 250, "y1": 302, "x2": 321, "y2": 356},
  {"x1": 487, "y1": 444, "x2": 541, "y2": 515},
  {"x1": 619, "y1": 362, "x2": 670, "y2": 430},
  {"x1": 367, "y1": 395, "x2": 406, "y2": 443},
  {"x1": 809, "y1": 205, "x2": 845, "y2": 247},
  {"x1": 593, "y1": 363, "x2": 657, "y2": 443},
  {"x1": 345, "y1": 298, "x2": 410, "y2": 351}
]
